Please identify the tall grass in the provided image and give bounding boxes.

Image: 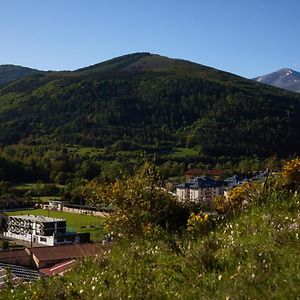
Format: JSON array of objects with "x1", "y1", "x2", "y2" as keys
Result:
[{"x1": 2, "y1": 191, "x2": 300, "y2": 299}]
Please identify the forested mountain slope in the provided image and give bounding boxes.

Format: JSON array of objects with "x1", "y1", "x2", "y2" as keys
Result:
[
  {"x1": 0, "y1": 65, "x2": 43, "y2": 85},
  {"x1": 0, "y1": 53, "x2": 299, "y2": 158}
]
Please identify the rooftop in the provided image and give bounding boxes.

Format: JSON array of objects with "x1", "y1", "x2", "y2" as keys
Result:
[
  {"x1": 186, "y1": 169, "x2": 225, "y2": 176},
  {"x1": 224, "y1": 175, "x2": 243, "y2": 182},
  {"x1": 28, "y1": 243, "x2": 106, "y2": 262},
  {"x1": 0, "y1": 249, "x2": 29, "y2": 261},
  {"x1": 177, "y1": 176, "x2": 223, "y2": 189},
  {"x1": 39, "y1": 259, "x2": 76, "y2": 276},
  {"x1": 8, "y1": 215, "x2": 65, "y2": 223}
]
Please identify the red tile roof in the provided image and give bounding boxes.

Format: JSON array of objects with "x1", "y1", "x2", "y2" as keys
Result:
[
  {"x1": 39, "y1": 259, "x2": 76, "y2": 276},
  {"x1": 28, "y1": 243, "x2": 104, "y2": 262},
  {"x1": 186, "y1": 169, "x2": 224, "y2": 176},
  {"x1": 0, "y1": 249, "x2": 28, "y2": 261}
]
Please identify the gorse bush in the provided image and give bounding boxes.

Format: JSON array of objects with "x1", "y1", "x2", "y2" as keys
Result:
[
  {"x1": 3, "y1": 158, "x2": 300, "y2": 298},
  {"x1": 3, "y1": 190, "x2": 300, "y2": 299},
  {"x1": 213, "y1": 182, "x2": 257, "y2": 214},
  {"x1": 187, "y1": 211, "x2": 211, "y2": 235},
  {"x1": 282, "y1": 158, "x2": 300, "y2": 185},
  {"x1": 82, "y1": 162, "x2": 189, "y2": 235},
  {"x1": 213, "y1": 157, "x2": 300, "y2": 215}
]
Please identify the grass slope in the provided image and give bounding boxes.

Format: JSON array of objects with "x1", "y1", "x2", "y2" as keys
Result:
[{"x1": 2, "y1": 193, "x2": 300, "y2": 299}]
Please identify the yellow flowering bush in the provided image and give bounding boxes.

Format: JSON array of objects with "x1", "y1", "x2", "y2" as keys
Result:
[
  {"x1": 228, "y1": 182, "x2": 251, "y2": 210},
  {"x1": 282, "y1": 158, "x2": 300, "y2": 184},
  {"x1": 187, "y1": 211, "x2": 210, "y2": 234},
  {"x1": 82, "y1": 163, "x2": 189, "y2": 235},
  {"x1": 213, "y1": 182, "x2": 254, "y2": 214},
  {"x1": 213, "y1": 195, "x2": 229, "y2": 213}
]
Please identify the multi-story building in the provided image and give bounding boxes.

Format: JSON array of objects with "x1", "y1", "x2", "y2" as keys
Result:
[
  {"x1": 176, "y1": 176, "x2": 224, "y2": 205},
  {"x1": 4, "y1": 215, "x2": 88, "y2": 246}
]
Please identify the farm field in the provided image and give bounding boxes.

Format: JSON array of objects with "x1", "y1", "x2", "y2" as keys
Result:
[{"x1": 5, "y1": 209, "x2": 104, "y2": 242}]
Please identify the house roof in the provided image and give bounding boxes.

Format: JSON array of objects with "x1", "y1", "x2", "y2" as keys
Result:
[
  {"x1": 251, "y1": 171, "x2": 268, "y2": 181},
  {"x1": 0, "y1": 267, "x2": 19, "y2": 288},
  {"x1": 186, "y1": 169, "x2": 224, "y2": 176},
  {"x1": 28, "y1": 243, "x2": 104, "y2": 262},
  {"x1": 224, "y1": 175, "x2": 243, "y2": 183},
  {"x1": 0, "y1": 262, "x2": 43, "y2": 282},
  {"x1": 0, "y1": 249, "x2": 28, "y2": 262},
  {"x1": 39, "y1": 259, "x2": 76, "y2": 276},
  {"x1": 177, "y1": 176, "x2": 223, "y2": 189},
  {"x1": 8, "y1": 215, "x2": 65, "y2": 223}
]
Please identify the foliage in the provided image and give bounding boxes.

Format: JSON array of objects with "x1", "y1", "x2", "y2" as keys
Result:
[
  {"x1": 282, "y1": 158, "x2": 300, "y2": 184},
  {"x1": 82, "y1": 163, "x2": 189, "y2": 235},
  {"x1": 187, "y1": 211, "x2": 210, "y2": 234},
  {"x1": 3, "y1": 189, "x2": 300, "y2": 299},
  {"x1": 213, "y1": 182, "x2": 256, "y2": 214},
  {"x1": 0, "y1": 53, "x2": 299, "y2": 160},
  {"x1": 0, "y1": 65, "x2": 42, "y2": 85},
  {"x1": 0, "y1": 240, "x2": 9, "y2": 250}
]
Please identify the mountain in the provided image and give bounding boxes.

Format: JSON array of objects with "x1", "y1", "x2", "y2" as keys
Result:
[
  {"x1": 0, "y1": 65, "x2": 43, "y2": 85},
  {"x1": 253, "y1": 68, "x2": 300, "y2": 93},
  {"x1": 0, "y1": 53, "x2": 299, "y2": 158}
]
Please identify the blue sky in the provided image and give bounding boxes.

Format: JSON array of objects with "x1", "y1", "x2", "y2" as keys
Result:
[{"x1": 0, "y1": 0, "x2": 299, "y2": 78}]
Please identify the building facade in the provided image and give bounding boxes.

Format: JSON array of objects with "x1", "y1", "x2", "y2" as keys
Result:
[
  {"x1": 4, "y1": 215, "x2": 82, "y2": 246},
  {"x1": 176, "y1": 176, "x2": 224, "y2": 205}
]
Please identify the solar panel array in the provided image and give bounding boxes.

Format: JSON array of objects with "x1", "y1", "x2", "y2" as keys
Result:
[
  {"x1": 0, "y1": 267, "x2": 19, "y2": 289},
  {"x1": 0, "y1": 268, "x2": 6, "y2": 288},
  {"x1": 0, "y1": 262, "x2": 44, "y2": 282}
]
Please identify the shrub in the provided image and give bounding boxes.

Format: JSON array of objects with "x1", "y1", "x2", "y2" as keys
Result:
[
  {"x1": 82, "y1": 163, "x2": 189, "y2": 235},
  {"x1": 282, "y1": 158, "x2": 300, "y2": 184},
  {"x1": 187, "y1": 211, "x2": 210, "y2": 234},
  {"x1": 213, "y1": 182, "x2": 255, "y2": 214}
]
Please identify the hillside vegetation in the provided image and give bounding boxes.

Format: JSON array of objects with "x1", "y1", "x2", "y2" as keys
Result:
[
  {"x1": 2, "y1": 159, "x2": 300, "y2": 299},
  {"x1": 0, "y1": 65, "x2": 43, "y2": 85},
  {"x1": 0, "y1": 53, "x2": 299, "y2": 158}
]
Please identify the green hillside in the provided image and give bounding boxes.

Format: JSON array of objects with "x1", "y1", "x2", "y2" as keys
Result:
[
  {"x1": 0, "y1": 53, "x2": 299, "y2": 158},
  {"x1": 0, "y1": 64, "x2": 43, "y2": 85}
]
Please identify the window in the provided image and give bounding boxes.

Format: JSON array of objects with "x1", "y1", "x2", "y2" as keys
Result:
[{"x1": 40, "y1": 237, "x2": 47, "y2": 242}]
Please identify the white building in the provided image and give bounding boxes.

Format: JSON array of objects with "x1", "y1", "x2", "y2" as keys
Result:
[
  {"x1": 4, "y1": 215, "x2": 81, "y2": 246},
  {"x1": 176, "y1": 176, "x2": 224, "y2": 205}
]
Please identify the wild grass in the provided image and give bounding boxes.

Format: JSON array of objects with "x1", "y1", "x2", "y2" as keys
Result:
[{"x1": 2, "y1": 192, "x2": 300, "y2": 299}]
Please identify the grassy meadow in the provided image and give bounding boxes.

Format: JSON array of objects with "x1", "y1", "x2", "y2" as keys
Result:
[{"x1": 2, "y1": 191, "x2": 300, "y2": 299}]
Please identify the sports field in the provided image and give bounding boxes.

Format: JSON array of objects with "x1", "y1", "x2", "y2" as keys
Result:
[{"x1": 5, "y1": 209, "x2": 104, "y2": 242}]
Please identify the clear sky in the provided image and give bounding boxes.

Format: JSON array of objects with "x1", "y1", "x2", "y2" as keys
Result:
[{"x1": 0, "y1": 0, "x2": 299, "y2": 78}]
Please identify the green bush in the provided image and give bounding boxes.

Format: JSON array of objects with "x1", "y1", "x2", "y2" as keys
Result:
[{"x1": 82, "y1": 163, "x2": 189, "y2": 235}]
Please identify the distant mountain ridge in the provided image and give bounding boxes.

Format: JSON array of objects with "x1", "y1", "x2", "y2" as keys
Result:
[
  {"x1": 253, "y1": 68, "x2": 300, "y2": 93},
  {"x1": 0, "y1": 53, "x2": 300, "y2": 158},
  {"x1": 0, "y1": 65, "x2": 43, "y2": 85}
]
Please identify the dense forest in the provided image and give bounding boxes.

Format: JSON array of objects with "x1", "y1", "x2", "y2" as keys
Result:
[
  {"x1": 0, "y1": 65, "x2": 43, "y2": 85},
  {"x1": 0, "y1": 53, "x2": 299, "y2": 184}
]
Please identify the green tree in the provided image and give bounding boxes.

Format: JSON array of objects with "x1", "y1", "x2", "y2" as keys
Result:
[{"x1": 82, "y1": 163, "x2": 189, "y2": 235}]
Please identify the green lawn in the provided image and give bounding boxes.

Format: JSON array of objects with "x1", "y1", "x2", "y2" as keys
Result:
[
  {"x1": 14, "y1": 183, "x2": 66, "y2": 190},
  {"x1": 172, "y1": 147, "x2": 199, "y2": 157},
  {"x1": 5, "y1": 209, "x2": 104, "y2": 242},
  {"x1": 32, "y1": 196, "x2": 62, "y2": 203}
]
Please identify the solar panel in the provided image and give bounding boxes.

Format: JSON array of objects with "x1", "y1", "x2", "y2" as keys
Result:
[{"x1": 0, "y1": 263, "x2": 44, "y2": 282}]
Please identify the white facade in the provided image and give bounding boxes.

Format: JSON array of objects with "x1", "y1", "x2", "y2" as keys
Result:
[
  {"x1": 4, "y1": 215, "x2": 70, "y2": 246},
  {"x1": 177, "y1": 186, "x2": 224, "y2": 204},
  {"x1": 176, "y1": 176, "x2": 224, "y2": 205}
]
